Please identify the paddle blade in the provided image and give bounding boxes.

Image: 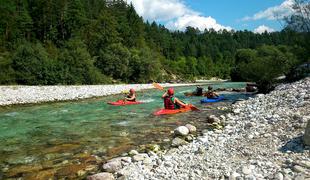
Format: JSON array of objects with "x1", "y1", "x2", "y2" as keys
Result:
[
  {"x1": 152, "y1": 82, "x2": 164, "y2": 90},
  {"x1": 189, "y1": 104, "x2": 200, "y2": 111}
]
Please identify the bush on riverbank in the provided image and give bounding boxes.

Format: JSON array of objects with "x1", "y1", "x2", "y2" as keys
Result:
[{"x1": 232, "y1": 45, "x2": 299, "y2": 93}]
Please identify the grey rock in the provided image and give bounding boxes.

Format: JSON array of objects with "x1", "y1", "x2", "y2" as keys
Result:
[
  {"x1": 293, "y1": 165, "x2": 306, "y2": 173},
  {"x1": 207, "y1": 115, "x2": 221, "y2": 124},
  {"x1": 102, "y1": 160, "x2": 122, "y2": 173},
  {"x1": 242, "y1": 166, "x2": 252, "y2": 175},
  {"x1": 171, "y1": 137, "x2": 188, "y2": 147},
  {"x1": 132, "y1": 153, "x2": 149, "y2": 162},
  {"x1": 275, "y1": 172, "x2": 284, "y2": 180},
  {"x1": 303, "y1": 120, "x2": 310, "y2": 146},
  {"x1": 185, "y1": 124, "x2": 197, "y2": 133},
  {"x1": 230, "y1": 172, "x2": 241, "y2": 180},
  {"x1": 174, "y1": 126, "x2": 189, "y2": 136},
  {"x1": 128, "y1": 150, "x2": 139, "y2": 156},
  {"x1": 87, "y1": 172, "x2": 115, "y2": 180},
  {"x1": 143, "y1": 157, "x2": 152, "y2": 165}
]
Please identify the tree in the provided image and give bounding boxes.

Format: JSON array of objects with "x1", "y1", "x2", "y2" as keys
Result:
[
  {"x1": 285, "y1": 0, "x2": 310, "y2": 32},
  {"x1": 234, "y1": 45, "x2": 297, "y2": 93},
  {"x1": 95, "y1": 43, "x2": 131, "y2": 81}
]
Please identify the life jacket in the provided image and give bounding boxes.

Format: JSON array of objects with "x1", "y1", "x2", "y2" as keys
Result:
[
  {"x1": 196, "y1": 87, "x2": 203, "y2": 96},
  {"x1": 127, "y1": 94, "x2": 136, "y2": 102},
  {"x1": 164, "y1": 96, "x2": 175, "y2": 109},
  {"x1": 206, "y1": 91, "x2": 216, "y2": 99}
]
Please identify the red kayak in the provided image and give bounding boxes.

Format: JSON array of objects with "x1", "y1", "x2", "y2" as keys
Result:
[
  {"x1": 108, "y1": 100, "x2": 143, "y2": 106},
  {"x1": 153, "y1": 104, "x2": 196, "y2": 116}
]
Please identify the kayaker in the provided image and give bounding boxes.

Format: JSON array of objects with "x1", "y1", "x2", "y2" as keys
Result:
[
  {"x1": 206, "y1": 86, "x2": 219, "y2": 99},
  {"x1": 125, "y1": 88, "x2": 136, "y2": 102},
  {"x1": 162, "y1": 88, "x2": 186, "y2": 109},
  {"x1": 194, "y1": 85, "x2": 204, "y2": 96}
]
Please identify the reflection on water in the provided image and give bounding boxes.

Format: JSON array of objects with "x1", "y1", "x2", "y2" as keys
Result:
[{"x1": 0, "y1": 82, "x2": 250, "y2": 179}]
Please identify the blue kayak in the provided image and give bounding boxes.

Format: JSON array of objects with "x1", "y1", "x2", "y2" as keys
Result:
[{"x1": 201, "y1": 96, "x2": 225, "y2": 103}]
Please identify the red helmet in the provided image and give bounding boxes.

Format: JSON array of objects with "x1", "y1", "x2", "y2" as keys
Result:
[
  {"x1": 129, "y1": 88, "x2": 135, "y2": 93},
  {"x1": 167, "y1": 88, "x2": 174, "y2": 95}
]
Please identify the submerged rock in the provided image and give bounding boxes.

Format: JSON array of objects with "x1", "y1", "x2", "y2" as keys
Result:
[{"x1": 174, "y1": 126, "x2": 190, "y2": 136}]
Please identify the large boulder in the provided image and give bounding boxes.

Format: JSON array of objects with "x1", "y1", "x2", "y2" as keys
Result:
[
  {"x1": 303, "y1": 120, "x2": 310, "y2": 146},
  {"x1": 174, "y1": 126, "x2": 189, "y2": 136},
  {"x1": 87, "y1": 172, "x2": 115, "y2": 180}
]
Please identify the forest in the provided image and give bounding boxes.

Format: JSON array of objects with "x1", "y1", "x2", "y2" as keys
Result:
[{"x1": 0, "y1": 0, "x2": 309, "y2": 88}]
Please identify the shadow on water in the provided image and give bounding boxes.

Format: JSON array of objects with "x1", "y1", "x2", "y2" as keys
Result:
[{"x1": 279, "y1": 136, "x2": 308, "y2": 153}]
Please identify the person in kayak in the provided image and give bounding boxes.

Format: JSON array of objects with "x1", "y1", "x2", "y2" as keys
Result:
[
  {"x1": 125, "y1": 88, "x2": 136, "y2": 102},
  {"x1": 206, "y1": 86, "x2": 219, "y2": 99},
  {"x1": 162, "y1": 88, "x2": 186, "y2": 109},
  {"x1": 194, "y1": 85, "x2": 204, "y2": 96}
]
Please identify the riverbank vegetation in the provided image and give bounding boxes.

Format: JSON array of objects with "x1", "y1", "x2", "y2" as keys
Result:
[{"x1": 0, "y1": 0, "x2": 309, "y2": 88}]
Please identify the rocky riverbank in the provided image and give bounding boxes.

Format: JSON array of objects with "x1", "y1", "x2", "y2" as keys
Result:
[
  {"x1": 89, "y1": 78, "x2": 310, "y2": 180},
  {"x1": 0, "y1": 83, "x2": 202, "y2": 106}
]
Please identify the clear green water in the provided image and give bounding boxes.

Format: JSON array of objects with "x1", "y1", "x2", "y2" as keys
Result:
[{"x1": 0, "y1": 82, "x2": 249, "y2": 178}]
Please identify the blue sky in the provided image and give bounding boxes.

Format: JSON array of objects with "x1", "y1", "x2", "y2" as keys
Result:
[{"x1": 127, "y1": 0, "x2": 295, "y2": 33}]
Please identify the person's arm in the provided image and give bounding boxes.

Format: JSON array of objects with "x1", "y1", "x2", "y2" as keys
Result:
[
  {"x1": 162, "y1": 92, "x2": 168, "y2": 98},
  {"x1": 174, "y1": 98, "x2": 186, "y2": 107},
  {"x1": 126, "y1": 94, "x2": 136, "y2": 101}
]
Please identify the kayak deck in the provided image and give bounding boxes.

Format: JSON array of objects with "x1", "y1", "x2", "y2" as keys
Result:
[
  {"x1": 200, "y1": 96, "x2": 225, "y2": 103},
  {"x1": 108, "y1": 100, "x2": 143, "y2": 106}
]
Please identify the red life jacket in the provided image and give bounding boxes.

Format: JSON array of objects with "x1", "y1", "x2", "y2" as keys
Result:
[{"x1": 164, "y1": 96, "x2": 175, "y2": 109}]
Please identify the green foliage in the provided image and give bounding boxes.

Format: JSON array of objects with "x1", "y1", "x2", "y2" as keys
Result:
[
  {"x1": 233, "y1": 45, "x2": 298, "y2": 93},
  {"x1": 96, "y1": 43, "x2": 131, "y2": 81},
  {"x1": 58, "y1": 39, "x2": 108, "y2": 84},
  {"x1": 0, "y1": 50, "x2": 15, "y2": 84},
  {"x1": 0, "y1": 0, "x2": 309, "y2": 85},
  {"x1": 129, "y1": 47, "x2": 162, "y2": 83}
]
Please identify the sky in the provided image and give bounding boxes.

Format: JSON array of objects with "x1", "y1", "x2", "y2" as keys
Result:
[{"x1": 126, "y1": 0, "x2": 295, "y2": 33}]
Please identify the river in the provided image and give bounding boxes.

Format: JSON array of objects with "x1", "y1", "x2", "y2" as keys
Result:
[{"x1": 0, "y1": 82, "x2": 250, "y2": 179}]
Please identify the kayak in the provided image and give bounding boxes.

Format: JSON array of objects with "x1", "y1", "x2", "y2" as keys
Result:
[
  {"x1": 153, "y1": 105, "x2": 194, "y2": 116},
  {"x1": 200, "y1": 96, "x2": 225, "y2": 103},
  {"x1": 108, "y1": 100, "x2": 143, "y2": 106}
]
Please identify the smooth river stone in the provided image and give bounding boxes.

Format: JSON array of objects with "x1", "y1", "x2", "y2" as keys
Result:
[{"x1": 87, "y1": 172, "x2": 115, "y2": 180}]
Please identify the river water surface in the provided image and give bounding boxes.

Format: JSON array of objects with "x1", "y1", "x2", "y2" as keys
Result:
[{"x1": 0, "y1": 82, "x2": 250, "y2": 179}]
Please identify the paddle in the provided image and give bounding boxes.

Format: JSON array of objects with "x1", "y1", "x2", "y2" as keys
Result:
[
  {"x1": 152, "y1": 82, "x2": 200, "y2": 111},
  {"x1": 152, "y1": 82, "x2": 164, "y2": 91}
]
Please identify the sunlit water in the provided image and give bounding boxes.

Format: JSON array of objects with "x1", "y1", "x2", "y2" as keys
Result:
[{"x1": 0, "y1": 82, "x2": 250, "y2": 179}]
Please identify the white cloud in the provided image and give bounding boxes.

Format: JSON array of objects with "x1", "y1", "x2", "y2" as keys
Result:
[
  {"x1": 254, "y1": 25, "x2": 275, "y2": 34},
  {"x1": 126, "y1": 0, "x2": 231, "y2": 31},
  {"x1": 127, "y1": 0, "x2": 192, "y2": 22},
  {"x1": 166, "y1": 14, "x2": 232, "y2": 31},
  {"x1": 243, "y1": 0, "x2": 294, "y2": 21}
]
